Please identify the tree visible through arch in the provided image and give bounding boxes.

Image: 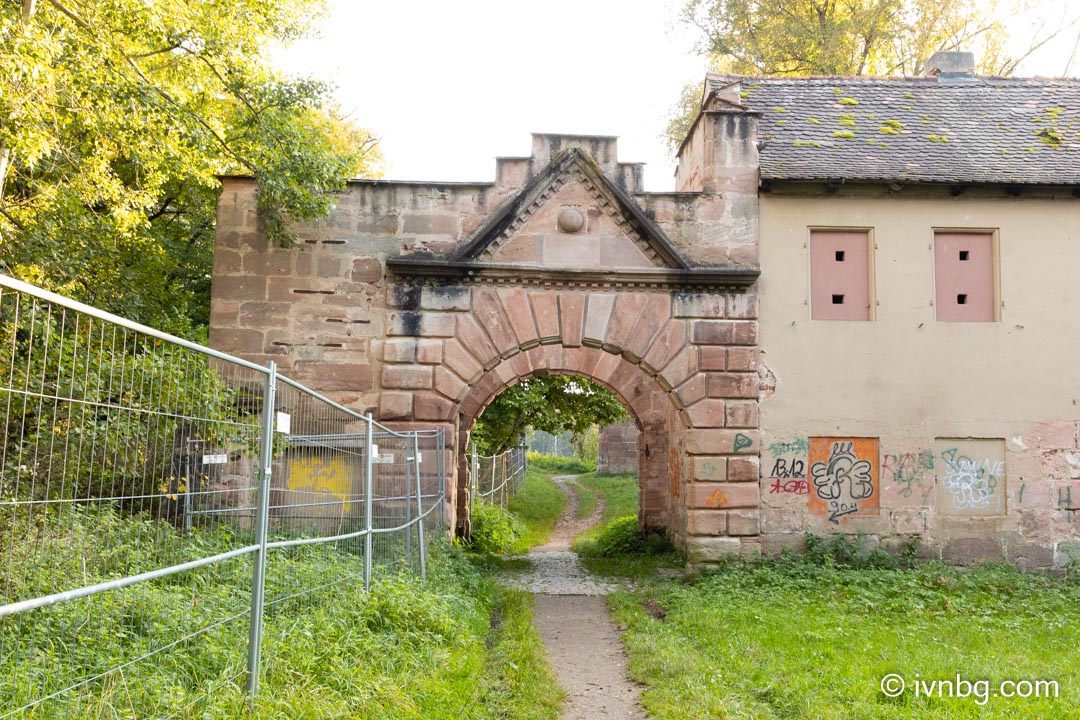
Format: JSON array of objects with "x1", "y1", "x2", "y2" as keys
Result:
[{"x1": 471, "y1": 375, "x2": 629, "y2": 456}]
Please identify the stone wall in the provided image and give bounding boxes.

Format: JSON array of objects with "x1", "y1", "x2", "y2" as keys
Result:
[{"x1": 599, "y1": 420, "x2": 639, "y2": 474}]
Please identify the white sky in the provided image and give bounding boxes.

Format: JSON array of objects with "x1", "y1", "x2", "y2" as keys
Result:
[{"x1": 277, "y1": 0, "x2": 1079, "y2": 192}]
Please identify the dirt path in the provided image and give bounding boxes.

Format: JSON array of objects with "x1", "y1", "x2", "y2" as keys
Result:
[{"x1": 512, "y1": 475, "x2": 646, "y2": 719}]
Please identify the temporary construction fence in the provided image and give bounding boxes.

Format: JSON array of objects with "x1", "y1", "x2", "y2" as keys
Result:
[
  {"x1": 470, "y1": 444, "x2": 527, "y2": 510},
  {"x1": 0, "y1": 274, "x2": 446, "y2": 717}
]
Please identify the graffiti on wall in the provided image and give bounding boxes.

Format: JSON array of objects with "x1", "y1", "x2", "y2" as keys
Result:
[
  {"x1": 766, "y1": 438, "x2": 809, "y2": 494},
  {"x1": 882, "y1": 451, "x2": 935, "y2": 501},
  {"x1": 808, "y1": 437, "x2": 880, "y2": 523},
  {"x1": 287, "y1": 456, "x2": 355, "y2": 513},
  {"x1": 933, "y1": 439, "x2": 1005, "y2": 516}
]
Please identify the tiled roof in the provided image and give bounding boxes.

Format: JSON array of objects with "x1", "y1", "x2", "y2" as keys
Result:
[{"x1": 711, "y1": 75, "x2": 1080, "y2": 185}]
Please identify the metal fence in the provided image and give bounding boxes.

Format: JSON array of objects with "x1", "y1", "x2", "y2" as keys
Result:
[
  {"x1": 0, "y1": 274, "x2": 447, "y2": 717},
  {"x1": 470, "y1": 444, "x2": 526, "y2": 510}
]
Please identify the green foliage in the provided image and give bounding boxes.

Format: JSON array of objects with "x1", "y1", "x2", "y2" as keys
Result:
[
  {"x1": 466, "y1": 500, "x2": 524, "y2": 555},
  {"x1": 611, "y1": 555, "x2": 1080, "y2": 719},
  {"x1": 0, "y1": 0, "x2": 381, "y2": 333},
  {"x1": 0, "y1": 305, "x2": 250, "y2": 509},
  {"x1": 472, "y1": 376, "x2": 628, "y2": 455},
  {"x1": 802, "y1": 532, "x2": 921, "y2": 570},
  {"x1": 666, "y1": 0, "x2": 1064, "y2": 151},
  {"x1": 0, "y1": 507, "x2": 560, "y2": 719},
  {"x1": 508, "y1": 465, "x2": 568, "y2": 551},
  {"x1": 526, "y1": 452, "x2": 596, "y2": 474},
  {"x1": 584, "y1": 515, "x2": 675, "y2": 558}
]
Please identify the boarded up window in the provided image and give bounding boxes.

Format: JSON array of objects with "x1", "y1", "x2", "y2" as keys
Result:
[
  {"x1": 810, "y1": 231, "x2": 871, "y2": 320},
  {"x1": 934, "y1": 232, "x2": 996, "y2": 322}
]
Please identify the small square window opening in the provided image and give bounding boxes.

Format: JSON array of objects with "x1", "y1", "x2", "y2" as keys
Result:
[
  {"x1": 959, "y1": 250, "x2": 969, "y2": 261},
  {"x1": 835, "y1": 251, "x2": 845, "y2": 261},
  {"x1": 957, "y1": 293, "x2": 968, "y2": 305},
  {"x1": 832, "y1": 294, "x2": 845, "y2": 304}
]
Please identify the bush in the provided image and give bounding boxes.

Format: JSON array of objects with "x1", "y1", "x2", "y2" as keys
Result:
[
  {"x1": 802, "y1": 532, "x2": 920, "y2": 569},
  {"x1": 466, "y1": 501, "x2": 523, "y2": 555},
  {"x1": 525, "y1": 452, "x2": 595, "y2": 474},
  {"x1": 584, "y1": 515, "x2": 674, "y2": 558}
]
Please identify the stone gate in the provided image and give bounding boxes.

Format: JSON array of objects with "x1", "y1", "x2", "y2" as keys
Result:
[{"x1": 210, "y1": 122, "x2": 765, "y2": 562}]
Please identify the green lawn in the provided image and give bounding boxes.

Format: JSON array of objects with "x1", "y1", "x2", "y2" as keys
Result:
[
  {"x1": 0, "y1": 507, "x2": 561, "y2": 719},
  {"x1": 610, "y1": 557, "x2": 1080, "y2": 719},
  {"x1": 570, "y1": 471, "x2": 638, "y2": 548},
  {"x1": 507, "y1": 464, "x2": 568, "y2": 552}
]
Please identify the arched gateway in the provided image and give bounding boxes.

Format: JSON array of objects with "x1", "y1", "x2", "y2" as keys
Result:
[{"x1": 210, "y1": 128, "x2": 765, "y2": 563}]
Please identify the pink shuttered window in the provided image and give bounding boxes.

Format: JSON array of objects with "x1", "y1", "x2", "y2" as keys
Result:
[
  {"x1": 810, "y1": 230, "x2": 871, "y2": 320},
  {"x1": 934, "y1": 232, "x2": 995, "y2": 322}
]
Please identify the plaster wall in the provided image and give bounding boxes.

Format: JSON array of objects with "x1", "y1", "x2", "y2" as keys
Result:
[{"x1": 759, "y1": 193, "x2": 1080, "y2": 567}]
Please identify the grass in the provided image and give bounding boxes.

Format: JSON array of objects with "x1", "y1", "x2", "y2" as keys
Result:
[
  {"x1": 525, "y1": 452, "x2": 595, "y2": 475},
  {"x1": 608, "y1": 548, "x2": 1080, "y2": 719},
  {"x1": 574, "y1": 481, "x2": 597, "y2": 520},
  {"x1": 0, "y1": 505, "x2": 561, "y2": 719},
  {"x1": 507, "y1": 465, "x2": 567, "y2": 552},
  {"x1": 570, "y1": 472, "x2": 683, "y2": 578}
]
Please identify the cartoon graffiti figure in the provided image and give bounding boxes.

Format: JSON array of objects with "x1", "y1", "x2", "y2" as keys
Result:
[{"x1": 811, "y1": 442, "x2": 874, "y2": 502}]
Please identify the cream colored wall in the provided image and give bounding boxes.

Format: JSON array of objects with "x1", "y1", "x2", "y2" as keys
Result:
[{"x1": 758, "y1": 193, "x2": 1080, "y2": 566}]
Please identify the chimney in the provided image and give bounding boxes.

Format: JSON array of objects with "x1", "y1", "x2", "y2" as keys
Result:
[{"x1": 926, "y1": 51, "x2": 976, "y2": 82}]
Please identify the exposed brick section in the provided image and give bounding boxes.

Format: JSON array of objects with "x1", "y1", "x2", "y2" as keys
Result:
[
  {"x1": 381, "y1": 365, "x2": 434, "y2": 390},
  {"x1": 215, "y1": 276, "x2": 268, "y2": 302},
  {"x1": 421, "y1": 286, "x2": 471, "y2": 311},
  {"x1": 351, "y1": 257, "x2": 382, "y2": 282},
  {"x1": 687, "y1": 399, "x2": 727, "y2": 428},
  {"x1": 700, "y1": 346, "x2": 726, "y2": 371},
  {"x1": 529, "y1": 291, "x2": 561, "y2": 341},
  {"x1": 413, "y1": 392, "x2": 453, "y2": 421},
  {"x1": 442, "y1": 339, "x2": 483, "y2": 382},
  {"x1": 433, "y1": 366, "x2": 468, "y2": 400},
  {"x1": 688, "y1": 510, "x2": 727, "y2": 535},
  {"x1": 685, "y1": 429, "x2": 762, "y2": 455},
  {"x1": 727, "y1": 509, "x2": 761, "y2": 536},
  {"x1": 382, "y1": 338, "x2": 417, "y2": 363},
  {"x1": 726, "y1": 347, "x2": 759, "y2": 372},
  {"x1": 604, "y1": 294, "x2": 647, "y2": 349},
  {"x1": 379, "y1": 392, "x2": 413, "y2": 419},
  {"x1": 416, "y1": 339, "x2": 444, "y2": 364},
  {"x1": 676, "y1": 375, "x2": 707, "y2": 407},
  {"x1": 687, "y1": 483, "x2": 759, "y2": 509},
  {"x1": 706, "y1": 373, "x2": 758, "y2": 399},
  {"x1": 641, "y1": 320, "x2": 687, "y2": 374},
  {"x1": 674, "y1": 293, "x2": 726, "y2": 318},
  {"x1": 559, "y1": 293, "x2": 586, "y2": 347},
  {"x1": 692, "y1": 456, "x2": 728, "y2": 481},
  {"x1": 624, "y1": 294, "x2": 672, "y2": 360},
  {"x1": 455, "y1": 315, "x2": 499, "y2": 367},
  {"x1": 727, "y1": 456, "x2": 759, "y2": 482},
  {"x1": 473, "y1": 289, "x2": 518, "y2": 356},
  {"x1": 582, "y1": 293, "x2": 616, "y2": 346},
  {"x1": 725, "y1": 400, "x2": 759, "y2": 428},
  {"x1": 497, "y1": 287, "x2": 539, "y2": 347}
]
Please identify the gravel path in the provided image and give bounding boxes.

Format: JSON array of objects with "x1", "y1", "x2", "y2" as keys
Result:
[{"x1": 503, "y1": 474, "x2": 645, "y2": 719}]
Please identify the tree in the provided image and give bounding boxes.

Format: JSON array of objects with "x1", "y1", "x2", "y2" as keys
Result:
[
  {"x1": 666, "y1": 0, "x2": 1080, "y2": 152},
  {"x1": 0, "y1": 0, "x2": 380, "y2": 334},
  {"x1": 471, "y1": 376, "x2": 629, "y2": 456}
]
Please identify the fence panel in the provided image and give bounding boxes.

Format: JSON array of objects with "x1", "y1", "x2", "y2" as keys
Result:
[
  {"x1": 0, "y1": 275, "x2": 447, "y2": 717},
  {"x1": 471, "y1": 444, "x2": 527, "y2": 510}
]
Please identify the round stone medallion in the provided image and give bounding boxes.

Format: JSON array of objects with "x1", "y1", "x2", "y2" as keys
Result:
[{"x1": 557, "y1": 208, "x2": 585, "y2": 233}]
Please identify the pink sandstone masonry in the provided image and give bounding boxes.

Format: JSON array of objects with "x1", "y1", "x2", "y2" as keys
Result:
[
  {"x1": 599, "y1": 420, "x2": 639, "y2": 474},
  {"x1": 210, "y1": 131, "x2": 764, "y2": 563}
]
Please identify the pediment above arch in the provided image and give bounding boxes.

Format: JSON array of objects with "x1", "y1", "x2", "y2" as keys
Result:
[{"x1": 387, "y1": 148, "x2": 758, "y2": 291}]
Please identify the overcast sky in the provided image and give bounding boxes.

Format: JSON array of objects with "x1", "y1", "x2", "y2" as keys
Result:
[{"x1": 277, "y1": 0, "x2": 1079, "y2": 192}]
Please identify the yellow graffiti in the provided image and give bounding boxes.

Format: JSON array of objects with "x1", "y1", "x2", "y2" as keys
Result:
[{"x1": 288, "y1": 457, "x2": 353, "y2": 512}]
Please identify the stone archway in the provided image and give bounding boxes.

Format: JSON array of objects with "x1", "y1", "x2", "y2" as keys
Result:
[
  {"x1": 209, "y1": 132, "x2": 765, "y2": 563},
  {"x1": 374, "y1": 281, "x2": 761, "y2": 555}
]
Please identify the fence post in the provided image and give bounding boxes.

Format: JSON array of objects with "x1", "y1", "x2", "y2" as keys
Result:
[
  {"x1": 405, "y1": 435, "x2": 413, "y2": 566},
  {"x1": 437, "y1": 430, "x2": 445, "y2": 529},
  {"x1": 413, "y1": 433, "x2": 427, "y2": 585},
  {"x1": 246, "y1": 360, "x2": 277, "y2": 698},
  {"x1": 470, "y1": 444, "x2": 478, "y2": 514},
  {"x1": 364, "y1": 414, "x2": 374, "y2": 592}
]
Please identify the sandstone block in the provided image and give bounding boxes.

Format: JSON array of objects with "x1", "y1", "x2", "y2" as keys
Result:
[
  {"x1": 382, "y1": 365, "x2": 433, "y2": 390},
  {"x1": 686, "y1": 482, "x2": 759, "y2": 509},
  {"x1": 706, "y1": 373, "x2": 758, "y2": 399}
]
